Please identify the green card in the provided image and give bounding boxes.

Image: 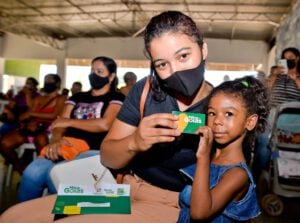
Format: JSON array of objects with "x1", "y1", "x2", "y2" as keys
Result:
[
  {"x1": 52, "y1": 183, "x2": 131, "y2": 215},
  {"x1": 172, "y1": 111, "x2": 206, "y2": 134}
]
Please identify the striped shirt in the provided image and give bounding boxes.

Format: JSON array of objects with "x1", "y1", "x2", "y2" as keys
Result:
[{"x1": 270, "y1": 74, "x2": 300, "y2": 108}]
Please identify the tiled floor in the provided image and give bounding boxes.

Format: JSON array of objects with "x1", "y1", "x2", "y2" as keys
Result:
[{"x1": 1, "y1": 156, "x2": 300, "y2": 221}]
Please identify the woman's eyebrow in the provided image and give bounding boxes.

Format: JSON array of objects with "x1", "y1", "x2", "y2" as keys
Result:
[{"x1": 153, "y1": 47, "x2": 192, "y2": 64}]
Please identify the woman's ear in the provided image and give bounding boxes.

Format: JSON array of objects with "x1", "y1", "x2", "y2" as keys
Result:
[
  {"x1": 202, "y1": 42, "x2": 208, "y2": 60},
  {"x1": 246, "y1": 114, "x2": 258, "y2": 131},
  {"x1": 109, "y1": 72, "x2": 116, "y2": 82}
]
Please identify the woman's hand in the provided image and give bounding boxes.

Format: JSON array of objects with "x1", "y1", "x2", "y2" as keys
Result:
[
  {"x1": 288, "y1": 72, "x2": 298, "y2": 81},
  {"x1": 195, "y1": 126, "x2": 213, "y2": 158},
  {"x1": 130, "y1": 113, "x2": 181, "y2": 152},
  {"x1": 46, "y1": 138, "x2": 72, "y2": 161},
  {"x1": 19, "y1": 111, "x2": 31, "y2": 122}
]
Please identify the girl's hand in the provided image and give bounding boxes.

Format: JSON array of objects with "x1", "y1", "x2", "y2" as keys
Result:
[
  {"x1": 195, "y1": 126, "x2": 213, "y2": 158},
  {"x1": 131, "y1": 113, "x2": 181, "y2": 152},
  {"x1": 46, "y1": 138, "x2": 72, "y2": 161},
  {"x1": 50, "y1": 117, "x2": 70, "y2": 130}
]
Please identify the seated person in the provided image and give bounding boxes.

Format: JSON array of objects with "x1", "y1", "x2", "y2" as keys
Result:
[
  {"x1": 70, "y1": 81, "x2": 82, "y2": 96},
  {"x1": 0, "y1": 77, "x2": 39, "y2": 136},
  {"x1": 18, "y1": 56, "x2": 125, "y2": 202},
  {"x1": 0, "y1": 74, "x2": 66, "y2": 174},
  {"x1": 119, "y1": 71, "x2": 137, "y2": 96}
]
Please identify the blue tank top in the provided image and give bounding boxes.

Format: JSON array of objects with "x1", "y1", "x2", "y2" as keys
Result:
[{"x1": 178, "y1": 162, "x2": 261, "y2": 223}]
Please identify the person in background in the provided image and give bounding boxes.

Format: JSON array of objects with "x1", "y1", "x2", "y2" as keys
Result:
[
  {"x1": 61, "y1": 88, "x2": 70, "y2": 97},
  {"x1": 119, "y1": 71, "x2": 137, "y2": 96},
  {"x1": 252, "y1": 47, "x2": 300, "y2": 181},
  {"x1": 0, "y1": 74, "x2": 66, "y2": 174},
  {"x1": 0, "y1": 11, "x2": 213, "y2": 222},
  {"x1": 0, "y1": 77, "x2": 39, "y2": 136},
  {"x1": 17, "y1": 56, "x2": 125, "y2": 202},
  {"x1": 178, "y1": 76, "x2": 269, "y2": 222},
  {"x1": 70, "y1": 81, "x2": 82, "y2": 96},
  {"x1": 268, "y1": 47, "x2": 300, "y2": 107}
]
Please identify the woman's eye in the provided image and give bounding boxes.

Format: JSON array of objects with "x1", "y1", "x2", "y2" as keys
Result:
[
  {"x1": 179, "y1": 53, "x2": 189, "y2": 61},
  {"x1": 155, "y1": 62, "x2": 167, "y2": 70}
]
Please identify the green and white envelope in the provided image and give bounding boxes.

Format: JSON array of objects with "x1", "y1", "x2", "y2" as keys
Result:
[{"x1": 52, "y1": 183, "x2": 131, "y2": 215}]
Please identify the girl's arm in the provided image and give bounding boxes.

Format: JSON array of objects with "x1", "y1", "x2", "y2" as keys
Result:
[
  {"x1": 101, "y1": 113, "x2": 181, "y2": 169},
  {"x1": 190, "y1": 126, "x2": 249, "y2": 220},
  {"x1": 191, "y1": 161, "x2": 248, "y2": 220}
]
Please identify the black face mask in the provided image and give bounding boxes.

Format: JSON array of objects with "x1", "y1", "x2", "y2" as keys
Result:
[
  {"x1": 161, "y1": 60, "x2": 205, "y2": 97},
  {"x1": 89, "y1": 73, "x2": 109, "y2": 90},
  {"x1": 287, "y1": 59, "x2": 296, "y2": 69},
  {"x1": 43, "y1": 83, "x2": 57, "y2": 93}
]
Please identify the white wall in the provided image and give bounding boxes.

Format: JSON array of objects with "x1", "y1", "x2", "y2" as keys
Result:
[
  {"x1": 67, "y1": 37, "x2": 145, "y2": 60},
  {"x1": 2, "y1": 34, "x2": 270, "y2": 69},
  {"x1": 0, "y1": 33, "x2": 271, "y2": 91}
]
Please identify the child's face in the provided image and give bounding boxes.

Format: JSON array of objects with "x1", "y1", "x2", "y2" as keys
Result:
[{"x1": 207, "y1": 92, "x2": 249, "y2": 145}]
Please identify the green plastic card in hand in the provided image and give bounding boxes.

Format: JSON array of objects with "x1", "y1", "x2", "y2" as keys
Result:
[
  {"x1": 172, "y1": 111, "x2": 206, "y2": 134},
  {"x1": 52, "y1": 183, "x2": 131, "y2": 215}
]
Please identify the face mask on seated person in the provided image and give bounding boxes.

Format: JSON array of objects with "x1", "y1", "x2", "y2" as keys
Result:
[
  {"x1": 287, "y1": 59, "x2": 296, "y2": 69},
  {"x1": 89, "y1": 73, "x2": 109, "y2": 90},
  {"x1": 43, "y1": 83, "x2": 57, "y2": 93}
]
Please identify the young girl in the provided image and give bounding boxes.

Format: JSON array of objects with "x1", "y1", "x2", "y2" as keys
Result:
[{"x1": 178, "y1": 76, "x2": 270, "y2": 222}]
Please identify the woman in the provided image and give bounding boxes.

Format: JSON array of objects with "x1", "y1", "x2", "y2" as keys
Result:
[
  {"x1": 0, "y1": 74, "x2": 66, "y2": 174},
  {"x1": 0, "y1": 77, "x2": 40, "y2": 137},
  {"x1": 0, "y1": 11, "x2": 212, "y2": 222},
  {"x1": 18, "y1": 56, "x2": 125, "y2": 202}
]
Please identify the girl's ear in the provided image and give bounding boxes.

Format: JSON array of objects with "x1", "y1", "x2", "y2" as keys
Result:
[{"x1": 246, "y1": 114, "x2": 258, "y2": 131}]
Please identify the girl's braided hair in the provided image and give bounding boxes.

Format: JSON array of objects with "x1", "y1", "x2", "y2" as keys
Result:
[{"x1": 208, "y1": 75, "x2": 270, "y2": 163}]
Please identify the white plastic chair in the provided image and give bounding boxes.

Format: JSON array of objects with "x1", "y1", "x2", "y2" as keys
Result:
[
  {"x1": 50, "y1": 155, "x2": 115, "y2": 191},
  {"x1": 5, "y1": 143, "x2": 36, "y2": 187}
]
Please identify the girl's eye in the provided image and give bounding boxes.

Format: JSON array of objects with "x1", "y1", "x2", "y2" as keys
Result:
[
  {"x1": 208, "y1": 111, "x2": 215, "y2": 116},
  {"x1": 225, "y1": 112, "x2": 233, "y2": 117}
]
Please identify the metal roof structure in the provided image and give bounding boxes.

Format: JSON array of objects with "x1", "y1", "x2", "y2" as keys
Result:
[{"x1": 0, "y1": 0, "x2": 298, "y2": 49}]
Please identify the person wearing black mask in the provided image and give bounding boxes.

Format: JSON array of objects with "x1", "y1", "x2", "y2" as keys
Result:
[
  {"x1": 252, "y1": 47, "x2": 300, "y2": 182},
  {"x1": 267, "y1": 47, "x2": 300, "y2": 107},
  {"x1": 0, "y1": 74, "x2": 66, "y2": 174},
  {"x1": 1, "y1": 11, "x2": 213, "y2": 223},
  {"x1": 16, "y1": 56, "x2": 125, "y2": 202}
]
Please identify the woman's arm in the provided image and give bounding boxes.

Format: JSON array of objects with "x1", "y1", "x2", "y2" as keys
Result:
[
  {"x1": 100, "y1": 113, "x2": 181, "y2": 169},
  {"x1": 50, "y1": 103, "x2": 122, "y2": 133},
  {"x1": 29, "y1": 95, "x2": 66, "y2": 120}
]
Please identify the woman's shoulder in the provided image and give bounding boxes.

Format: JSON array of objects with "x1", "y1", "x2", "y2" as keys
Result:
[
  {"x1": 109, "y1": 91, "x2": 126, "y2": 101},
  {"x1": 126, "y1": 76, "x2": 149, "y2": 100}
]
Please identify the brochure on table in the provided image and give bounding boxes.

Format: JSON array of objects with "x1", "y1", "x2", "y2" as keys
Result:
[{"x1": 52, "y1": 183, "x2": 131, "y2": 215}]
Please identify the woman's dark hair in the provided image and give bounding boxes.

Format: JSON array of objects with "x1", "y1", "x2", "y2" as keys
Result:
[
  {"x1": 91, "y1": 56, "x2": 118, "y2": 92},
  {"x1": 208, "y1": 76, "x2": 270, "y2": 164},
  {"x1": 45, "y1": 73, "x2": 61, "y2": 89},
  {"x1": 27, "y1": 77, "x2": 39, "y2": 87},
  {"x1": 144, "y1": 11, "x2": 204, "y2": 101}
]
